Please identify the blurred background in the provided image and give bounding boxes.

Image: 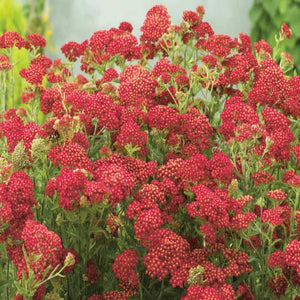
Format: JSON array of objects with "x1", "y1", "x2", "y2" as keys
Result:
[
  {"x1": 1, "y1": 0, "x2": 299, "y2": 63},
  {"x1": 1, "y1": 0, "x2": 300, "y2": 77},
  {"x1": 39, "y1": 0, "x2": 253, "y2": 58},
  {"x1": 9, "y1": 0, "x2": 254, "y2": 58}
]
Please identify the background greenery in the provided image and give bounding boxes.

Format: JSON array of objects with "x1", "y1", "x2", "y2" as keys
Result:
[{"x1": 250, "y1": 0, "x2": 300, "y2": 73}]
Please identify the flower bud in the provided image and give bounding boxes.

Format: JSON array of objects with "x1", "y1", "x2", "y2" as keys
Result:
[
  {"x1": 0, "y1": 157, "x2": 12, "y2": 183},
  {"x1": 80, "y1": 195, "x2": 90, "y2": 207},
  {"x1": 187, "y1": 265, "x2": 205, "y2": 286},
  {"x1": 12, "y1": 142, "x2": 30, "y2": 171},
  {"x1": 0, "y1": 54, "x2": 12, "y2": 70},
  {"x1": 64, "y1": 252, "x2": 76, "y2": 267},
  {"x1": 279, "y1": 23, "x2": 292, "y2": 40},
  {"x1": 265, "y1": 136, "x2": 274, "y2": 151},
  {"x1": 228, "y1": 178, "x2": 238, "y2": 196},
  {"x1": 56, "y1": 214, "x2": 64, "y2": 226},
  {"x1": 280, "y1": 52, "x2": 294, "y2": 72},
  {"x1": 31, "y1": 138, "x2": 48, "y2": 160}
]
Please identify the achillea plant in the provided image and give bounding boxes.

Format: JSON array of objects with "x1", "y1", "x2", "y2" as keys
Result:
[{"x1": 0, "y1": 4, "x2": 300, "y2": 300}]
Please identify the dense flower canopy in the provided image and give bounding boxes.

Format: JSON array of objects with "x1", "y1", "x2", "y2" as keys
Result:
[{"x1": 0, "y1": 4, "x2": 299, "y2": 300}]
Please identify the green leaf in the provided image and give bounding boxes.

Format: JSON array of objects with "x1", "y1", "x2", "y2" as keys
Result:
[
  {"x1": 255, "y1": 197, "x2": 265, "y2": 207},
  {"x1": 0, "y1": 279, "x2": 13, "y2": 288},
  {"x1": 278, "y1": 0, "x2": 290, "y2": 14},
  {"x1": 262, "y1": 0, "x2": 281, "y2": 18},
  {"x1": 286, "y1": 4, "x2": 300, "y2": 37},
  {"x1": 249, "y1": 3, "x2": 264, "y2": 25},
  {"x1": 0, "y1": 223, "x2": 9, "y2": 231}
]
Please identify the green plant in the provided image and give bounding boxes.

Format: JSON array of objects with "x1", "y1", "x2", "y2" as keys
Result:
[
  {"x1": 0, "y1": 0, "x2": 29, "y2": 109},
  {"x1": 0, "y1": 0, "x2": 53, "y2": 111},
  {"x1": 22, "y1": 0, "x2": 52, "y2": 40},
  {"x1": 250, "y1": 0, "x2": 300, "y2": 73}
]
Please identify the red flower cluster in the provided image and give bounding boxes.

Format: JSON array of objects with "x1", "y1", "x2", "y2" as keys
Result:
[
  {"x1": 112, "y1": 249, "x2": 139, "y2": 292},
  {"x1": 140, "y1": 5, "x2": 171, "y2": 43},
  {"x1": 1, "y1": 4, "x2": 299, "y2": 300}
]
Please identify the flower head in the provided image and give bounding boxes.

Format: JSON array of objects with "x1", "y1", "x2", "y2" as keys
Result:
[{"x1": 140, "y1": 5, "x2": 171, "y2": 43}]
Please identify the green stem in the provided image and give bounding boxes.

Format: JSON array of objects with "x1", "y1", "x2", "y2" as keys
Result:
[
  {"x1": 291, "y1": 190, "x2": 300, "y2": 238},
  {"x1": 78, "y1": 213, "x2": 82, "y2": 297},
  {"x1": 33, "y1": 263, "x2": 67, "y2": 289},
  {"x1": 157, "y1": 279, "x2": 165, "y2": 300},
  {"x1": 1, "y1": 72, "x2": 7, "y2": 112},
  {"x1": 6, "y1": 260, "x2": 9, "y2": 300}
]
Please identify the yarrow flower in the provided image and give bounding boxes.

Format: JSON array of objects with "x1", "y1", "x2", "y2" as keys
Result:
[
  {"x1": 140, "y1": 5, "x2": 171, "y2": 43},
  {"x1": 118, "y1": 65, "x2": 157, "y2": 106},
  {"x1": 112, "y1": 249, "x2": 140, "y2": 291},
  {"x1": 25, "y1": 33, "x2": 46, "y2": 50},
  {"x1": 85, "y1": 260, "x2": 100, "y2": 285},
  {"x1": 0, "y1": 31, "x2": 25, "y2": 49},
  {"x1": 0, "y1": 54, "x2": 11, "y2": 70},
  {"x1": 1, "y1": 4, "x2": 300, "y2": 300},
  {"x1": 20, "y1": 220, "x2": 63, "y2": 280}
]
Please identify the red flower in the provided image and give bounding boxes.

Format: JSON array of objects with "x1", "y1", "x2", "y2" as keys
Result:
[
  {"x1": 231, "y1": 212, "x2": 256, "y2": 230},
  {"x1": 193, "y1": 22, "x2": 214, "y2": 39},
  {"x1": 181, "y1": 108, "x2": 214, "y2": 152},
  {"x1": 199, "y1": 223, "x2": 216, "y2": 246},
  {"x1": 85, "y1": 92, "x2": 120, "y2": 131},
  {"x1": 85, "y1": 259, "x2": 100, "y2": 285},
  {"x1": 0, "y1": 110, "x2": 24, "y2": 152},
  {"x1": 201, "y1": 34, "x2": 237, "y2": 58},
  {"x1": 116, "y1": 120, "x2": 148, "y2": 156},
  {"x1": 21, "y1": 220, "x2": 63, "y2": 280},
  {"x1": 251, "y1": 171, "x2": 275, "y2": 185},
  {"x1": 134, "y1": 207, "x2": 163, "y2": 243},
  {"x1": 140, "y1": 5, "x2": 171, "y2": 43},
  {"x1": 61, "y1": 40, "x2": 88, "y2": 62},
  {"x1": 266, "y1": 189, "x2": 287, "y2": 201},
  {"x1": 283, "y1": 170, "x2": 300, "y2": 186},
  {"x1": 48, "y1": 142, "x2": 92, "y2": 170},
  {"x1": 88, "y1": 295, "x2": 103, "y2": 300},
  {"x1": 236, "y1": 283, "x2": 257, "y2": 300},
  {"x1": 268, "y1": 275, "x2": 288, "y2": 297},
  {"x1": 248, "y1": 58, "x2": 290, "y2": 110},
  {"x1": 46, "y1": 168, "x2": 87, "y2": 211},
  {"x1": 143, "y1": 228, "x2": 190, "y2": 285},
  {"x1": 103, "y1": 290, "x2": 131, "y2": 300},
  {"x1": 101, "y1": 68, "x2": 119, "y2": 83},
  {"x1": 93, "y1": 163, "x2": 135, "y2": 206},
  {"x1": 292, "y1": 144, "x2": 300, "y2": 164},
  {"x1": 106, "y1": 32, "x2": 140, "y2": 60},
  {"x1": 267, "y1": 251, "x2": 287, "y2": 269},
  {"x1": 33, "y1": 54, "x2": 52, "y2": 71},
  {"x1": 284, "y1": 240, "x2": 300, "y2": 275},
  {"x1": 25, "y1": 33, "x2": 46, "y2": 50},
  {"x1": 0, "y1": 31, "x2": 25, "y2": 49},
  {"x1": 0, "y1": 54, "x2": 11, "y2": 70},
  {"x1": 19, "y1": 63, "x2": 47, "y2": 85},
  {"x1": 147, "y1": 105, "x2": 179, "y2": 130},
  {"x1": 220, "y1": 97, "x2": 259, "y2": 141},
  {"x1": 182, "y1": 10, "x2": 202, "y2": 27},
  {"x1": 280, "y1": 23, "x2": 292, "y2": 40},
  {"x1": 209, "y1": 150, "x2": 234, "y2": 185},
  {"x1": 182, "y1": 284, "x2": 235, "y2": 300},
  {"x1": 118, "y1": 65, "x2": 157, "y2": 106},
  {"x1": 112, "y1": 249, "x2": 139, "y2": 290},
  {"x1": 119, "y1": 21, "x2": 133, "y2": 33},
  {"x1": 261, "y1": 207, "x2": 286, "y2": 226},
  {"x1": 254, "y1": 39, "x2": 272, "y2": 58}
]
